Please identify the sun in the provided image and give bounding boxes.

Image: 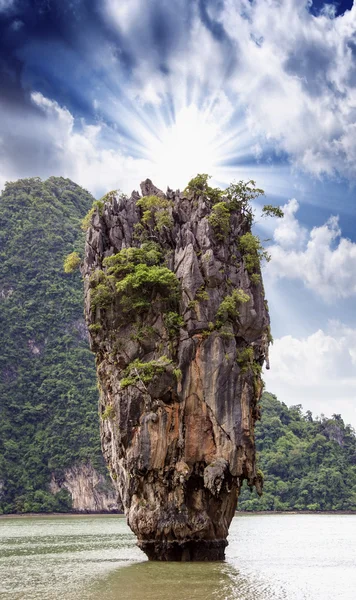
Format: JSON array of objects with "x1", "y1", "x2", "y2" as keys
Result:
[{"x1": 147, "y1": 105, "x2": 223, "y2": 190}]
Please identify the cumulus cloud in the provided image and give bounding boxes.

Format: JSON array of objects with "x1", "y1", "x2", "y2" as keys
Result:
[
  {"x1": 265, "y1": 199, "x2": 356, "y2": 300},
  {"x1": 104, "y1": 0, "x2": 356, "y2": 181},
  {"x1": 0, "y1": 92, "x2": 154, "y2": 197},
  {"x1": 271, "y1": 198, "x2": 307, "y2": 249},
  {"x1": 264, "y1": 322, "x2": 356, "y2": 426},
  {"x1": 219, "y1": 0, "x2": 356, "y2": 180}
]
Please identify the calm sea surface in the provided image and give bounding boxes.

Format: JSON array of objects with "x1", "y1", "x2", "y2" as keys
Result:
[{"x1": 0, "y1": 514, "x2": 355, "y2": 600}]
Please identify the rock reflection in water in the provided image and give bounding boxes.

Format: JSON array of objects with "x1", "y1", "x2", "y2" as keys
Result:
[{"x1": 89, "y1": 560, "x2": 274, "y2": 600}]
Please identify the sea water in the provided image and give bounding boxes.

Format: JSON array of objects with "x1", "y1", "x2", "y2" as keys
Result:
[{"x1": 0, "y1": 513, "x2": 355, "y2": 600}]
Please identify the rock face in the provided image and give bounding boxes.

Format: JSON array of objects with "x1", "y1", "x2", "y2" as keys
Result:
[
  {"x1": 83, "y1": 179, "x2": 270, "y2": 560},
  {"x1": 50, "y1": 463, "x2": 119, "y2": 512}
]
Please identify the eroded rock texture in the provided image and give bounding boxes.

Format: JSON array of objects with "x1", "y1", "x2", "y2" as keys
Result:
[
  {"x1": 49, "y1": 463, "x2": 120, "y2": 513},
  {"x1": 83, "y1": 179, "x2": 270, "y2": 561}
]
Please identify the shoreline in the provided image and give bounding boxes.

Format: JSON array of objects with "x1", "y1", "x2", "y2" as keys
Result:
[
  {"x1": 236, "y1": 510, "x2": 356, "y2": 515},
  {"x1": 1, "y1": 510, "x2": 355, "y2": 519},
  {"x1": 0, "y1": 512, "x2": 124, "y2": 519}
]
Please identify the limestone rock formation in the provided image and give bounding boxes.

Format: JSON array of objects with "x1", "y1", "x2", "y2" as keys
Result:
[
  {"x1": 49, "y1": 463, "x2": 120, "y2": 513},
  {"x1": 83, "y1": 178, "x2": 270, "y2": 560}
]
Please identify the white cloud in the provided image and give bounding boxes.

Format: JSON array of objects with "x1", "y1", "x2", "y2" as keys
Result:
[
  {"x1": 220, "y1": 0, "x2": 356, "y2": 180},
  {"x1": 0, "y1": 90, "x2": 236, "y2": 195},
  {"x1": 101, "y1": 0, "x2": 356, "y2": 181},
  {"x1": 265, "y1": 199, "x2": 356, "y2": 301},
  {"x1": 272, "y1": 198, "x2": 307, "y2": 249},
  {"x1": 105, "y1": 0, "x2": 356, "y2": 181},
  {"x1": 23, "y1": 93, "x2": 152, "y2": 197},
  {"x1": 104, "y1": 0, "x2": 144, "y2": 35},
  {"x1": 264, "y1": 322, "x2": 356, "y2": 426}
]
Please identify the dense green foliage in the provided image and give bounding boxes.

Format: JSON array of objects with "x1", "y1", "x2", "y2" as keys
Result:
[
  {"x1": 0, "y1": 177, "x2": 106, "y2": 514},
  {"x1": 103, "y1": 242, "x2": 162, "y2": 275},
  {"x1": 136, "y1": 195, "x2": 173, "y2": 232},
  {"x1": 207, "y1": 202, "x2": 231, "y2": 239},
  {"x1": 216, "y1": 289, "x2": 250, "y2": 325},
  {"x1": 63, "y1": 251, "x2": 81, "y2": 273},
  {"x1": 120, "y1": 356, "x2": 172, "y2": 389},
  {"x1": 184, "y1": 173, "x2": 223, "y2": 203},
  {"x1": 238, "y1": 393, "x2": 356, "y2": 511},
  {"x1": 89, "y1": 241, "x2": 180, "y2": 318},
  {"x1": 239, "y1": 232, "x2": 271, "y2": 275}
]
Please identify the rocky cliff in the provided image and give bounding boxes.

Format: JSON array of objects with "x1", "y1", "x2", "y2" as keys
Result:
[
  {"x1": 50, "y1": 463, "x2": 119, "y2": 512},
  {"x1": 83, "y1": 177, "x2": 270, "y2": 560}
]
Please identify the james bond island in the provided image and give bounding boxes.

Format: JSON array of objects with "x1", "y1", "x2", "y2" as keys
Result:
[{"x1": 83, "y1": 175, "x2": 272, "y2": 561}]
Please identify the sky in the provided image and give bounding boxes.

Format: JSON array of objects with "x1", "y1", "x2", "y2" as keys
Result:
[{"x1": 1, "y1": 0, "x2": 356, "y2": 425}]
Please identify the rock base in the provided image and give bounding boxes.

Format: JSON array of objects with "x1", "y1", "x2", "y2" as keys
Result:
[{"x1": 139, "y1": 539, "x2": 228, "y2": 561}]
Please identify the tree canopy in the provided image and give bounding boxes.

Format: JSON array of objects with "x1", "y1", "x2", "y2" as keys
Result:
[{"x1": 238, "y1": 392, "x2": 356, "y2": 511}]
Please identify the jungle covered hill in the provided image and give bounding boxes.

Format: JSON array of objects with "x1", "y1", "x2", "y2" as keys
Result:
[
  {"x1": 0, "y1": 177, "x2": 108, "y2": 514},
  {"x1": 238, "y1": 392, "x2": 356, "y2": 512},
  {"x1": 0, "y1": 176, "x2": 355, "y2": 514}
]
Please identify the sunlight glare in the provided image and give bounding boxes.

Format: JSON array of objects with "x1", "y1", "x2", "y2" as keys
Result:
[{"x1": 148, "y1": 106, "x2": 222, "y2": 190}]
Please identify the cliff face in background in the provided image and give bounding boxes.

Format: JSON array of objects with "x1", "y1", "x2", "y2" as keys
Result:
[
  {"x1": 84, "y1": 178, "x2": 270, "y2": 560},
  {"x1": 50, "y1": 463, "x2": 119, "y2": 512},
  {"x1": 0, "y1": 177, "x2": 116, "y2": 514}
]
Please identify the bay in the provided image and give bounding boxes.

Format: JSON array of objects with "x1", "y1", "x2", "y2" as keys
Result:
[{"x1": 0, "y1": 514, "x2": 355, "y2": 600}]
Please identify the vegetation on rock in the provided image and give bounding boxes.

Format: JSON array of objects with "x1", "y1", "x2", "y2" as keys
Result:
[
  {"x1": 81, "y1": 199, "x2": 104, "y2": 231},
  {"x1": 120, "y1": 356, "x2": 172, "y2": 389},
  {"x1": 136, "y1": 195, "x2": 173, "y2": 232},
  {"x1": 216, "y1": 289, "x2": 250, "y2": 324},
  {"x1": 208, "y1": 202, "x2": 231, "y2": 239},
  {"x1": 184, "y1": 173, "x2": 222, "y2": 203},
  {"x1": 239, "y1": 232, "x2": 271, "y2": 274},
  {"x1": 64, "y1": 251, "x2": 81, "y2": 273}
]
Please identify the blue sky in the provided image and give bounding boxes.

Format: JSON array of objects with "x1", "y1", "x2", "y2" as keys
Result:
[{"x1": 1, "y1": 0, "x2": 356, "y2": 425}]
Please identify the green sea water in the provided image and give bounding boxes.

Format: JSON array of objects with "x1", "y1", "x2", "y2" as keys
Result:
[{"x1": 0, "y1": 514, "x2": 355, "y2": 600}]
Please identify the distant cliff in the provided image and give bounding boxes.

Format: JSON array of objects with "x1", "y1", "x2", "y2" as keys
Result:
[
  {"x1": 0, "y1": 177, "x2": 116, "y2": 514},
  {"x1": 83, "y1": 176, "x2": 270, "y2": 560},
  {"x1": 50, "y1": 463, "x2": 119, "y2": 512}
]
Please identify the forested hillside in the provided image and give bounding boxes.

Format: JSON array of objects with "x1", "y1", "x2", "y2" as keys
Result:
[
  {"x1": 0, "y1": 177, "x2": 106, "y2": 514},
  {"x1": 238, "y1": 392, "x2": 356, "y2": 511}
]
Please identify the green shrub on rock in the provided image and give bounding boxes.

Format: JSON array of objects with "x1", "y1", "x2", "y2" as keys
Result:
[
  {"x1": 103, "y1": 242, "x2": 162, "y2": 277},
  {"x1": 120, "y1": 356, "x2": 172, "y2": 389},
  {"x1": 216, "y1": 289, "x2": 250, "y2": 324},
  {"x1": 164, "y1": 312, "x2": 184, "y2": 336},
  {"x1": 184, "y1": 173, "x2": 223, "y2": 203},
  {"x1": 136, "y1": 195, "x2": 173, "y2": 232},
  {"x1": 64, "y1": 251, "x2": 81, "y2": 273},
  {"x1": 81, "y1": 200, "x2": 104, "y2": 231},
  {"x1": 208, "y1": 202, "x2": 231, "y2": 240},
  {"x1": 116, "y1": 264, "x2": 179, "y2": 305},
  {"x1": 239, "y1": 232, "x2": 270, "y2": 274}
]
